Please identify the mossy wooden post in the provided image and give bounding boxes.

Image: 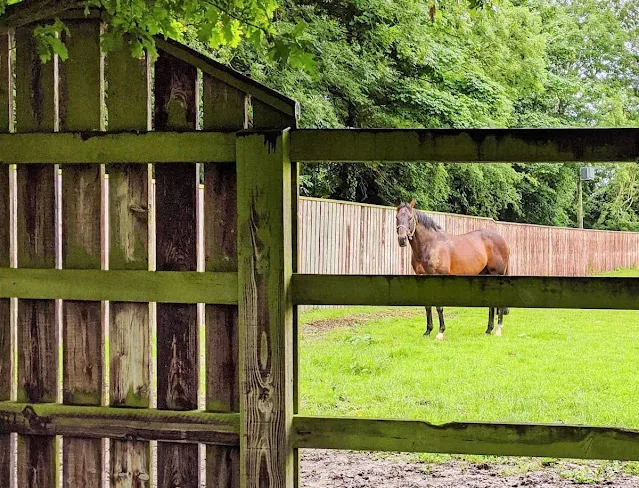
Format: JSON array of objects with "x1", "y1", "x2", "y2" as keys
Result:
[
  {"x1": 0, "y1": 29, "x2": 11, "y2": 488},
  {"x1": 237, "y1": 130, "x2": 294, "y2": 488},
  {"x1": 202, "y1": 74, "x2": 247, "y2": 488},
  {"x1": 106, "y1": 43, "x2": 152, "y2": 487},
  {"x1": 59, "y1": 19, "x2": 103, "y2": 488},
  {"x1": 14, "y1": 23, "x2": 60, "y2": 488},
  {"x1": 154, "y1": 48, "x2": 200, "y2": 487}
]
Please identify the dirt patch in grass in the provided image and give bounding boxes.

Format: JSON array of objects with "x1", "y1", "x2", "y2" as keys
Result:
[{"x1": 301, "y1": 450, "x2": 639, "y2": 487}]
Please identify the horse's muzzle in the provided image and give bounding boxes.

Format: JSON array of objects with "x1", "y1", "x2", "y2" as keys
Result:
[{"x1": 398, "y1": 237, "x2": 407, "y2": 247}]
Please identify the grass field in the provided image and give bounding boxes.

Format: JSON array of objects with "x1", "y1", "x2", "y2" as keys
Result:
[{"x1": 299, "y1": 269, "x2": 639, "y2": 428}]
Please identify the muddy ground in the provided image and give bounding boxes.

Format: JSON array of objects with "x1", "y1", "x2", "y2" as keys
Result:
[{"x1": 301, "y1": 450, "x2": 639, "y2": 487}]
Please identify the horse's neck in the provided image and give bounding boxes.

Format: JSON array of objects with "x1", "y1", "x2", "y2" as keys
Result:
[{"x1": 409, "y1": 224, "x2": 443, "y2": 260}]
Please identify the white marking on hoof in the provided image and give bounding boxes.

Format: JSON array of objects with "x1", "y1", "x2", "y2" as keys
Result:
[
  {"x1": 435, "y1": 332, "x2": 444, "y2": 341},
  {"x1": 495, "y1": 328, "x2": 502, "y2": 337}
]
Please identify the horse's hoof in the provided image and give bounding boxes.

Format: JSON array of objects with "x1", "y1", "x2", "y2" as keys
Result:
[
  {"x1": 435, "y1": 332, "x2": 444, "y2": 341},
  {"x1": 424, "y1": 331, "x2": 431, "y2": 337},
  {"x1": 495, "y1": 329, "x2": 502, "y2": 337}
]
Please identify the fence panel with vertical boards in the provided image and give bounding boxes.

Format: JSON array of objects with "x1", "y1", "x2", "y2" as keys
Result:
[{"x1": 298, "y1": 197, "x2": 639, "y2": 277}]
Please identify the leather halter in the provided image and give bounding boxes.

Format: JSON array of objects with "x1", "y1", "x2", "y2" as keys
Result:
[{"x1": 396, "y1": 214, "x2": 416, "y2": 240}]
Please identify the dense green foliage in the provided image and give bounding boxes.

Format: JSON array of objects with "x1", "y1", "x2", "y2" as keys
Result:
[{"x1": 204, "y1": 0, "x2": 639, "y2": 230}]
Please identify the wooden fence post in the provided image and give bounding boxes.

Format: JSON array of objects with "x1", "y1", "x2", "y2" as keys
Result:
[{"x1": 237, "y1": 130, "x2": 294, "y2": 488}]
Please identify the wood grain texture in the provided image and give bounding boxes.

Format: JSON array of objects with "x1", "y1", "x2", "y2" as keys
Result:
[
  {"x1": 17, "y1": 435, "x2": 57, "y2": 488},
  {"x1": 111, "y1": 440, "x2": 151, "y2": 487},
  {"x1": 0, "y1": 268, "x2": 238, "y2": 304},
  {"x1": 58, "y1": 19, "x2": 104, "y2": 488},
  {"x1": 0, "y1": 132, "x2": 236, "y2": 164},
  {"x1": 154, "y1": 49, "x2": 197, "y2": 131},
  {"x1": 17, "y1": 164, "x2": 56, "y2": 268},
  {"x1": 0, "y1": 165, "x2": 8, "y2": 268},
  {"x1": 290, "y1": 128, "x2": 639, "y2": 163},
  {"x1": 110, "y1": 302, "x2": 149, "y2": 407},
  {"x1": 0, "y1": 434, "x2": 9, "y2": 486},
  {"x1": 293, "y1": 416, "x2": 639, "y2": 461},
  {"x1": 237, "y1": 131, "x2": 294, "y2": 488},
  {"x1": 63, "y1": 301, "x2": 102, "y2": 405},
  {"x1": 202, "y1": 73, "x2": 244, "y2": 488},
  {"x1": 0, "y1": 298, "x2": 8, "y2": 400},
  {"x1": 157, "y1": 443, "x2": 199, "y2": 488},
  {"x1": 15, "y1": 26, "x2": 55, "y2": 132},
  {"x1": 202, "y1": 75, "x2": 246, "y2": 131},
  {"x1": 0, "y1": 31, "x2": 11, "y2": 132},
  {"x1": 63, "y1": 437, "x2": 102, "y2": 488},
  {"x1": 252, "y1": 99, "x2": 296, "y2": 130},
  {"x1": 17, "y1": 299, "x2": 57, "y2": 403},
  {"x1": 0, "y1": 402, "x2": 240, "y2": 444}
]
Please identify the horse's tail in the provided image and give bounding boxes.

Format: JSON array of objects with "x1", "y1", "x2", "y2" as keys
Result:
[{"x1": 502, "y1": 258, "x2": 510, "y2": 315}]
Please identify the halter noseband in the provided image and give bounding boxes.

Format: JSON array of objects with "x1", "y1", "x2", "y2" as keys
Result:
[{"x1": 397, "y1": 213, "x2": 416, "y2": 240}]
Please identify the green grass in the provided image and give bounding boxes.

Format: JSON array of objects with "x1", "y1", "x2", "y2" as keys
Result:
[{"x1": 299, "y1": 269, "x2": 639, "y2": 428}]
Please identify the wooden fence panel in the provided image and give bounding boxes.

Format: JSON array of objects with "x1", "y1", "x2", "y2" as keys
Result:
[
  {"x1": 298, "y1": 198, "x2": 639, "y2": 278},
  {"x1": 106, "y1": 44, "x2": 153, "y2": 488},
  {"x1": 202, "y1": 73, "x2": 244, "y2": 488},
  {"x1": 154, "y1": 48, "x2": 200, "y2": 488}
]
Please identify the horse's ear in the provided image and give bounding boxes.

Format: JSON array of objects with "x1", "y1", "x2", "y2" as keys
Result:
[{"x1": 409, "y1": 199, "x2": 416, "y2": 208}]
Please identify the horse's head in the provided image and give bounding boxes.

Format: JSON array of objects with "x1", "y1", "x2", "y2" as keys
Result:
[{"x1": 396, "y1": 199, "x2": 416, "y2": 247}]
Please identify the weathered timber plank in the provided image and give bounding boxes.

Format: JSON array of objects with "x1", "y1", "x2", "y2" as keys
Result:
[
  {"x1": 63, "y1": 437, "x2": 102, "y2": 487},
  {"x1": 290, "y1": 128, "x2": 639, "y2": 162},
  {"x1": 291, "y1": 274, "x2": 639, "y2": 310},
  {"x1": 106, "y1": 47, "x2": 150, "y2": 132},
  {"x1": 157, "y1": 443, "x2": 199, "y2": 488},
  {"x1": 203, "y1": 75, "x2": 247, "y2": 131},
  {"x1": 59, "y1": 20, "x2": 104, "y2": 488},
  {"x1": 154, "y1": 49, "x2": 197, "y2": 131},
  {"x1": 0, "y1": 132, "x2": 236, "y2": 164},
  {"x1": 17, "y1": 299, "x2": 57, "y2": 402},
  {"x1": 0, "y1": 298, "x2": 8, "y2": 400},
  {"x1": 252, "y1": 99, "x2": 297, "y2": 130},
  {"x1": 0, "y1": 165, "x2": 8, "y2": 268},
  {"x1": 17, "y1": 164, "x2": 56, "y2": 268},
  {"x1": 293, "y1": 416, "x2": 639, "y2": 461},
  {"x1": 202, "y1": 69, "x2": 243, "y2": 488},
  {"x1": 17, "y1": 435, "x2": 57, "y2": 488},
  {"x1": 111, "y1": 440, "x2": 151, "y2": 487},
  {"x1": 15, "y1": 26, "x2": 55, "y2": 132},
  {"x1": 0, "y1": 402, "x2": 240, "y2": 444},
  {"x1": 155, "y1": 37, "x2": 297, "y2": 118},
  {"x1": 237, "y1": 130, "x2": 294, "y2": 488},
  {"x1": 0, "y1": 433, "x2": 9, "y2": 486},
  {"x1": 0, "y1": 268, "x2": 237, "y2": 303},
  {"x1": 110, "y1": 302, "x2": 150, "y2": 407},
  {"x1": 0, "y1": 30, "x2": 12, "y2": 132}
]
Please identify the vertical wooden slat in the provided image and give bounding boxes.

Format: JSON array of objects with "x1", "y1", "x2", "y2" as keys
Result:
[
  {"x1": 0, "y1": 32, "x2": 9, "y2": 479},
  {"x1": 202, "y1": 74, "x2": 245, "y2": 488},
  {"x1": 237, "y1": 130, "x2": 294, "y2": 488},
  {"x1": 252, "y1": 99, "x2": 296, "y2": 130},
  {"x1": 154, "y1": 48, "x2": 200, "y2": 488},
  {"x1": 59, "y1": 19, "x2": 103, "y2": 488}
]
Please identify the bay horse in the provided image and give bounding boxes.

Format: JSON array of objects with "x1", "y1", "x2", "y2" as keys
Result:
[{"x1": 396, "y1": 200, "x2": 510, "y2": 340}]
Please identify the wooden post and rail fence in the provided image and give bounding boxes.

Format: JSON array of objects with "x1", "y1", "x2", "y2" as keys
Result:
[{"x1": 1, "y1": 10, "x2": 639, "y2": 488}]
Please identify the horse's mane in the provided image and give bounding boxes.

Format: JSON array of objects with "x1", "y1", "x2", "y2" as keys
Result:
[{"x1": 398, "y1": 203, "x2": 442, "y2": 232}]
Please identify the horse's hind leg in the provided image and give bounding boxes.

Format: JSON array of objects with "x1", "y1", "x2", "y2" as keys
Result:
[
  {"x1": 435, "y1": 307, "x2": 445, "y2": 341},
  {"x1": 496, "y1": 308, "x2": 504, "y2": 336},
  {"x1": 486, "y1": 307, "x2": 495, "y2": 334},
  {"x1": 424, "y1": 307, "x2": 433, "y2": 336}
]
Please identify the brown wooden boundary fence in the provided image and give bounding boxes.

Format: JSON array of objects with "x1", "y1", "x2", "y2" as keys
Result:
[
  {"x1": 2, "y1": 8, "x2": 639, "y2": 488},
  {"x1": 298, "y1": 197, "x2": 639, "y2": 276}
]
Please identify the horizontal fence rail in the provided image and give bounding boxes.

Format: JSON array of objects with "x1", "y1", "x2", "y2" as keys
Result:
[
  {"x1": 0, "y1": 403, "x2": 240, "y2": 445},
  {"x1": 293, "y1": 416, "x2": 639, "y2": 461},
  {"x1": 291, "y1": 128, "x2": 639, "y2": 162},
  {"x1": 0, "y1": 269, "x2": 238, "y2": 303},
  {"x1": 292, "y1": 274, "x2": 639, "y2": 310}
]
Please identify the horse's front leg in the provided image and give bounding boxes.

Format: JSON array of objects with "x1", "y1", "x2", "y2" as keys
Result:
[
  {"x1": 496, "y1": 308, "x2": 504, "y2": 336},
  {"x1": 486, "y1": 307, "x2": 495, "y2": 334},
  {"x1": 435, "y1": 306, "x2": 445, "y2": 340},
  {"x1": 424, "y1": 306, "x2": 433, "y2": 336}
]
